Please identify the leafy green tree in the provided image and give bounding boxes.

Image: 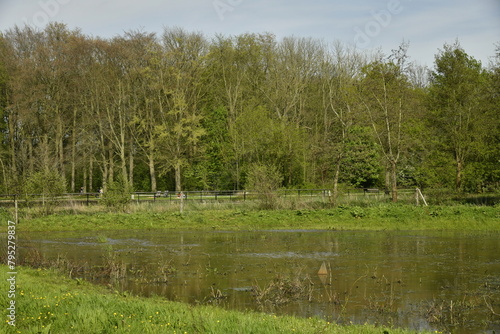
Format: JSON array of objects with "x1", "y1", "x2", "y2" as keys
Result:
[
  {"x1": 315, "y1": 43, "x2": 366, "y2": 201},
  {"x1": 0, "y1": 34, "x2": 10, "y2": 192},
  {"x1": 339, "y1": 127, "x2": 382, "y2": 188},
  {"x1": 358, "y1": 49, "x2": 415, "y2": 201},
  {"x1": 154, "y1": 28, "x2": 208, "y2": 192},
  {"x1": 428, "y1": 42, "x2": 488, "y2": 190},
  {"x1": 461, "y1": 43, "x2": 500, "y2": 192},
  {"x1": 197, "y1": 107, "x2": 233, "y2": 190}
]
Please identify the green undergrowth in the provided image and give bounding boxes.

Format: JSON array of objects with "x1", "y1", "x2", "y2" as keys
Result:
[
  {"x1": 0, "y1": 265, "x2": 428, "y2": 334},
  {"x1": 9, "y1": 203, "x2": 500, "y2": 232}
]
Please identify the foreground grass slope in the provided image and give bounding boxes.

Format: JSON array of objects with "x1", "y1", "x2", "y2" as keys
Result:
[
  {"x1": 1, "y1": 266, "x2": 429, "y2": 334},
  {"x1": 12, "y1": 203, "x2": 500, "y2": 232}
]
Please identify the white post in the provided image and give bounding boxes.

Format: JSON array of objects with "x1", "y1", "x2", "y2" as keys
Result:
[{"x1": 416, "y1": 188, "x2": 428, "y2": 206}]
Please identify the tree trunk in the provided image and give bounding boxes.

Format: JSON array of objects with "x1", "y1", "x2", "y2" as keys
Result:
[
  {"x1": 332, "y1": 162, "x2": 340, "y2": 206},
  {"x1": 120, "y1": 141, "x2": 128, "y2": 188},
  {"x1": 149, "y1": 155, "x2": 157, "y2": 192},
  {"x1": 55, "y1": 108, "x2": 65, "y2": 174},
  {"x1": 83, "y1": 164, "x2": 87, "y2": 193},
  {"x1": 128, "y1": 137, "x2": 134, "y2": 189},
  {"x1": 107, "y1": 148, "x2": 114, "y2": 189},
  {"x1": 27, "y1": 140, "x2": 34, "y2": 176},
  {"x1": 88, "y1": 156, "x2": 93, "y2": 193},
  {"x1": 42, "y1": 134, "x2": 50, "y2": 173},
  {"x1": 175, "y1": 162, "x2": 182, "y2": 193},
  {"x1": 70, "y1": 107, "x2": 78, "y2": 192},
  {"x1": 390, "y1": 159, "x2": 398, "y2": 202},
  {"x1": 331, "y1": 152, "x2": 343, "y2": 206},
  {"x1": 128, "y1": 153, "x2": 134, "y2": 190},
  {"x1": 456, "y1": 159, "x2": 463, "y2": 191},
  {"x1": 8, "y1": 113, "x2": 17, "y2": 176}
]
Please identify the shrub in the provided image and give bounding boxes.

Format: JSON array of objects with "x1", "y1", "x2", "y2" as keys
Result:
[
  {"x1": 23, "y1": 170, "x2": 67, "y2": 215},
  {"x1": 246, "y1": 163, "x2": 283, "y2": 209},
  {"x1": 102, "y1": 177, "x2": 132, "y2": 210}
]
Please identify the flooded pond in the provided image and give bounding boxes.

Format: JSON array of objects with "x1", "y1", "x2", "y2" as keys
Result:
[{"x1": 20, "y1": 229, "x2": 500, "y2": 333}]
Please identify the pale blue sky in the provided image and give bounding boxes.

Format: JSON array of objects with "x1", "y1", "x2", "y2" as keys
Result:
[{"x1": 1, "y1": 0, "x2": 499, "y2": 67}]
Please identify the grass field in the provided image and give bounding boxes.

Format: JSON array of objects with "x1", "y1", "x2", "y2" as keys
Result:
[
  {"x1": 0, "y1": 265, "x2": 431, "y2": 334},
  {"x1": 5, "y1": 202, "x2": 499, "y2": 232}
]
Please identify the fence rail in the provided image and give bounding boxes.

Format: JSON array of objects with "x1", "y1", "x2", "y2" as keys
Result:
[
  {"x1": 1, "y1": 189, "x2": 497, "y2": 210},
  {"x1": 0, "y1": 188, "x2": 426, "y2": 208}
]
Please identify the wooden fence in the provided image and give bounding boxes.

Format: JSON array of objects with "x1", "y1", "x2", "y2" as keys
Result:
[{"x1": 0, "y1": 188, "x2": 427, "y2": 208}]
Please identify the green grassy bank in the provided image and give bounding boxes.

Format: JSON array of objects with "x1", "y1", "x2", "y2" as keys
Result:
[
  {"x1": 0, "y1": 265, "x2": 430, "y2": 334},
  {"x1": 8, "y1": 203, "x2": 500, "y2": 232}
]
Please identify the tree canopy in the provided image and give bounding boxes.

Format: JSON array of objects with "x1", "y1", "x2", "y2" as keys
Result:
[{"x1": 0, "y1": 24, "x2": 498, "y2": 196}]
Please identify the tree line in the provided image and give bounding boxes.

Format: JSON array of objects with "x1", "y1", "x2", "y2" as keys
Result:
[{"x1": 0, "y1": 23, "x2": 498, "y2": 201}]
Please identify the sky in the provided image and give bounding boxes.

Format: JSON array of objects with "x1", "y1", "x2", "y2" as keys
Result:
[{"x1": 0, "y1": 0, "x2": 499, "y2": 68}]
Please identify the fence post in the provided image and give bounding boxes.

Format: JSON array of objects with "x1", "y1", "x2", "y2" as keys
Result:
[
  {"x1": 416, "y1": 188, "x2": 428, "y2": 206},
  {"x1": 14, "y1": 194, "x2": 18, "y2": 224},
  {"x1": 86, "y1": 193, "x2": 89, "y2": 206}
]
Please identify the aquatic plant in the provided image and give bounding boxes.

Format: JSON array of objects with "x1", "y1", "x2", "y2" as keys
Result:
[
  {"x1": 95, "y1": 234, "x2": 108, "y2": 243},
  {"x1": 252, "y1": 273, "x2": 314, "y2": 306}
]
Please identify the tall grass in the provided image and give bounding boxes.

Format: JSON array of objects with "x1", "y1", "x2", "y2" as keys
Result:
[{"x1": 11, "y1": 202, "x2": 500, "y2": 233}]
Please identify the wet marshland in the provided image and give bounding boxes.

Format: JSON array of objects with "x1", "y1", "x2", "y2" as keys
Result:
[{"x1": 20, "y1": 229, "x2": 500, "y2": 333}]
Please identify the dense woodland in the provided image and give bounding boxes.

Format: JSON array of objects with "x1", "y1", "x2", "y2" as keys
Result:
[{"x1": 0, "y1": 23, "x2": 499, "y2": 201}]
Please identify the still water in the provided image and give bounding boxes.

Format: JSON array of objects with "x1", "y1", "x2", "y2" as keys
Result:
[{"x1": 22, "y1": 229, "x2": 500, "y2": 333}]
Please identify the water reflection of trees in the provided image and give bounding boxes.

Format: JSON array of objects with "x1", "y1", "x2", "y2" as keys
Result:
[{"x1": 21, "y1": 230, "x2": 500, "y2": 332}]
